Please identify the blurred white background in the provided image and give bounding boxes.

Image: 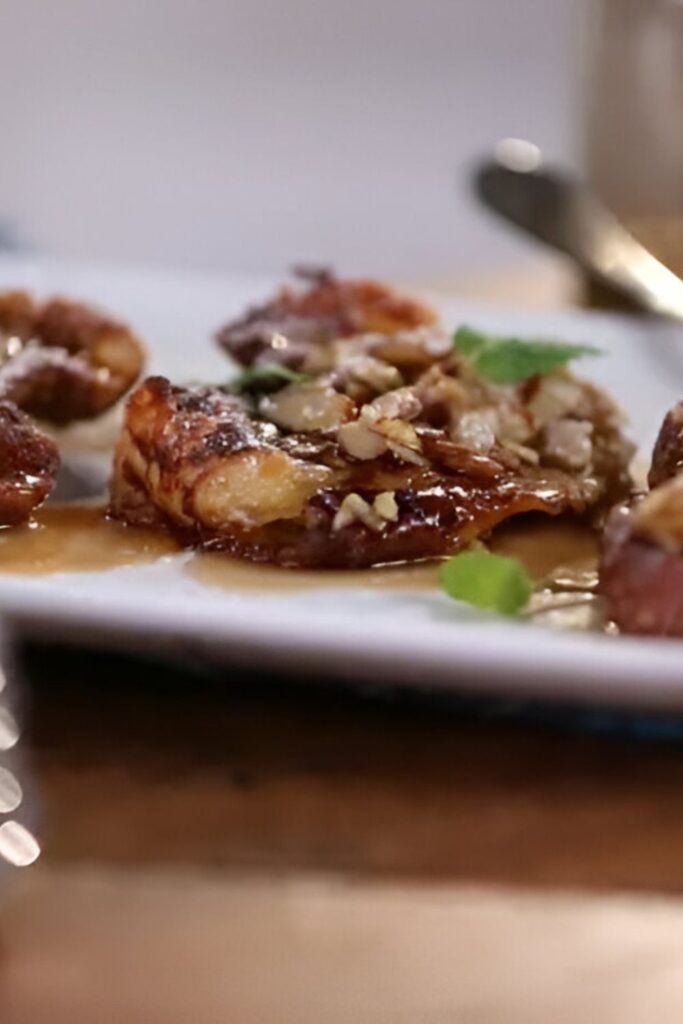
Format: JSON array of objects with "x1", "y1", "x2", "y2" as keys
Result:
[{"x1": 0, "y1": 0, "x2": 580, "y2": 280}]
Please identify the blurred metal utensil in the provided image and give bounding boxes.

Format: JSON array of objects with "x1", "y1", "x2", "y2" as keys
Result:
[
  {"x1": 474, "y1": 138, "x2": 683, "y2": 322},
  {"x1": 0, "y1": 624, "x2": 40, "y2": 872}
]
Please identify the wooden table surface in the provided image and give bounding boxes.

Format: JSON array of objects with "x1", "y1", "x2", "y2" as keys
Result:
[
  {"x1": 4, "y1": 262, "x2": 683, "y2": 1023},
  {"x1": 19, "y1": 643, "x2": 683, "y2": 892}
]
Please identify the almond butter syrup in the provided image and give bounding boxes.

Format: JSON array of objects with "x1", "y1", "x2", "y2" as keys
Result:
[{"x1": 0, "y1": 504, "x2": 178, "y2": 574}]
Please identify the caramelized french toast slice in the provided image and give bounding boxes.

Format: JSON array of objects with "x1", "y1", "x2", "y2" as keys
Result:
[{"x1": 0, "y1": 291, "x2": 144, "y2": 423}]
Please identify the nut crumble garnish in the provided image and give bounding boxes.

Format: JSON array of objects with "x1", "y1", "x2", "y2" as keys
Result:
[
  {"x1": 373, "y1": 491, "x2": 399, "y2": 522},
  {"x1": 501, "y1": 440, "x2": 540, "y2": 465},
  {"x1": 260, "y1": 382, "x2": 354, "y2": 433},
  {"x1": 341, "y1": 355, "x2": 404, "y2": 396},
  {"x1": 452, "y1": 409, "x2": 497, "y2": 453},
  {"x1": 368, "y1": 387, "x2": 422, "y2": 422},
  {"x1": 332, "y1": 490, "x2": 399, "y2": 532},
  {"x1": 337, "y1": 419, "x2": 388, "y2": 460},
  {"x1": 337, "y1": 386, "x2": 427, "y2": 465},
  {"x1": 541, "y1": 419, "x2": 593, "y2": 471}
]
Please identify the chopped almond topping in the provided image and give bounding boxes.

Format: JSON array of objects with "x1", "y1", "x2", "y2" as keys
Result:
[
  {"x1": 260, "y1": 382, "x2": 355, "y2": 433},
  {"x1": 341, "y1": 355, "x2": 404, "y2": 397},
  {"x1": 373, "y1": 491, "x2": 399, "y2": 522},
  {"x1": 332, "y1": 490, "x2": 400, "y2": 532},
  {"x1": 542, "y1": 419, "x2": 593, "y2": 471},
  {"x1": 337, "y1": 419, "x2": 388, "y2": 460},
  {"x1": 332, "y1": 493, "x2": 383, "y2": 532}
]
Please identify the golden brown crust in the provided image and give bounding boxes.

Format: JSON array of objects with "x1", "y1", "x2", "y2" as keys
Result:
[
  {"x1": 0, "y1": 291, "x2": 145, "y2": 423},
  {"x1": 0, "y1": 400, "x2": 59, "y2": 525}
]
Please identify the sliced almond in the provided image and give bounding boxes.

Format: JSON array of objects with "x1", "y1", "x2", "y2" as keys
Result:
[
  {"x1": 337, "y1": 419, "x2": 388, "y2": 460},
  {"x1": 260, "y1": 383, "x2": 355, "y2": 433}
]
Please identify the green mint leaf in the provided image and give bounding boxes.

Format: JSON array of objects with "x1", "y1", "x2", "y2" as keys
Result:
[
  {"x1": 475, "y1": 339, "x2": 602, "y2": 384},
  {"x1": 452, "y1": 326, "x2": 488, "y2": 358},
  {"x1": 439, "y1": 549, "x2": 533, "y2": 616},
  {"x1": 453, "y1": 326, "x2": 601, "y2": 384},
  {"x1": 227, "y1": 363, "x2": 310, "y2": 393}
]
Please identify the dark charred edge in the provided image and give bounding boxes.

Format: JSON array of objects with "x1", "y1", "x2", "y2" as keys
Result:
[{"x1": 649, "y1": 401, "x2": 683, "y2": 490}]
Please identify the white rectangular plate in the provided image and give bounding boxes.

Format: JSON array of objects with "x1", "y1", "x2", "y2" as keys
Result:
[{"x1": 2, "y1": 256, "x2": 683, "y2": 710}]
